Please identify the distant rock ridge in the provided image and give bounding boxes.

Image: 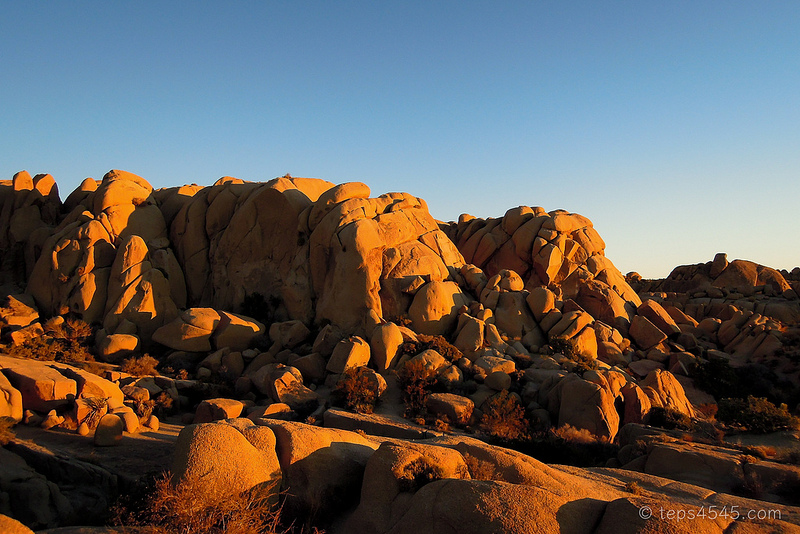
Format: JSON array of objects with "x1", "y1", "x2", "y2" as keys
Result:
[{"x1": 635, "y1": 252, "x2": 797, "y2": 297}]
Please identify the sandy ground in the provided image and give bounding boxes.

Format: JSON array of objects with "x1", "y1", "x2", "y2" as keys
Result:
[{"x1": 11, "y1": 419, "x2": 185, "y2": 481}]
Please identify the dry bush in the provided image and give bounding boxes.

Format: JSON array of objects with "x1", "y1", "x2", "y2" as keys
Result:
[
  {"x1": 398, "y1": 359, "x2": 437, "y2": 418},
  {"x1": 7, "y1": 336, "x2": 94, "y2": 364},
  {"x1": 480, "y1": 391, "x2": 530, "y2": 442},
  {"x1": 80, "y1": 397, "x2": 108, "y2": 429},
  {"x1": 154, "y1": 391, "x2": 176, "y2": 417},
  {"x1": 462, "y1": 453, "x2": 498, "y2": 481},
  {"x1": 718, "y1": 395, "x2": 800, "y2": 433},
  {"x1": 734, "y1": 471, "x2": 765, "y2": 500},
  {"x1": 625, "y1": 481, "x2": 643, "y2": 495},
  {"x1": 114, "y1": 471, "x2": 285, "y2": 534},
  {"x1": 549, "y1": 337, "x2": 597, "y2": 373},
  {"x1": 552, "y1": 424, "x2": 608, "y2": 445},
  {"x1": 416, "y1": 335, "x2": 463, "y2": 362},
  {"x1": 696, "y1": 403, "x2": 718, "y2": 420},
  {"x1": 743, "y1": 445, "x2": 777, "y2": 460},
  {"x1": 431, "y1": 417, "x2": 450, "y2": 433},
  {"x1": 45, "y1": 316, "x2": 94, "y2": 342},
  {"x1": 332, "y1": 367, "x2": 378, "y2": 414},
  {"x1": 122, "y1": 355, "x2": 160, "y2": 376},
  {"x1": 647, "y1": 406, "x2": 696, "y2": 432},
  {"x1": 397, "y1": 457, "x2": 446, "y2": 493},
  {"x1": 0, "y1": 417, "x2": 15, "y2": 445}
]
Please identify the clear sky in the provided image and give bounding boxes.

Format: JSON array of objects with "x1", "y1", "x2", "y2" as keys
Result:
[{"x1": 2, "y1": 1, "x2": 798, "y2": 278}]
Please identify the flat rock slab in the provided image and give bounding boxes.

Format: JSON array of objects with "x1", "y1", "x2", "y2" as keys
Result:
[
  {"x1": 323, "y1": 407, "x2": 441, "y2": 440},
  {"x1": 0, "y1": 356, "x2": 77, "y2": 412}
]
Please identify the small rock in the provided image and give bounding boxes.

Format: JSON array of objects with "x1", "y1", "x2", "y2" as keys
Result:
[
  {"x1": 426, "y1": 393, "x2": 474, "y2": 425},
  {"x1": 94, "y1": 413, "x2": 124, "y2": 446},
  {"x1": 41, "y1": 410, "x2": 64, "y2": 430},
  {"x1": 484, "y1": 371, "x2": 512, "y2": 391}
]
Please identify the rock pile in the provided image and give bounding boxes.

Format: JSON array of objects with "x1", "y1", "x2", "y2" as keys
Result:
[{"x1": 4, "y1": 170, "x2": 797, "y2": 440}]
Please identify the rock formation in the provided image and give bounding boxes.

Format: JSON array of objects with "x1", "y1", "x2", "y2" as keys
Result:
[{"x1": 2, "y1": 169, "x2": 799, "y2": 533}]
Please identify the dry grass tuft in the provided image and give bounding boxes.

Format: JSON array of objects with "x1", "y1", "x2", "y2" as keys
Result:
[
  {"x1": 552, "y1": 424, "x2": 609, "y2": 444},
  {"x1": 7, "y1": 335, "x2": 94, "y2": 364},
  {"x1": 480, "y1": 391, "x2": 530, "y2": 442},
  {"x1": 81, "y1": 397, "x2": 108, "y2": 429},
  {"x1": 398, "y1": 359, "x2": 437, "y2": 418},
  {"x1": 332, "y1": 367, "x2": 378, "y2": 414},
  {"x1": 0, "y1": 417, "x2": 16, "y2": 445},
  {"x1": 113, "y1": 471, "x2": 289, "y2": 534},
  {"x1": 397, "y1": 457, "x2": 445, "y2": 493},
  {"x1": 122, "y1": 355, "x2": 160, "y2": 376},
  {"x1": 462, "y1": 453, "x2": 499, "y2": 481},
  {"x1": 625, "y1": 481, "x2": 644, "y2": 495}
]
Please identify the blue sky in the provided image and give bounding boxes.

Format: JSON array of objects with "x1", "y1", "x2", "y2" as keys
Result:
[{"x1": 2, "y1": 1, "x2": 798, "y2": 277}]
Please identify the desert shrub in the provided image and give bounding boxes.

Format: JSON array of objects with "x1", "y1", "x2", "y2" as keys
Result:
[
  {"x1": 154, "y1": 391, "x2": 176, "y2": 417},
  {"x1": 549, "y1": 337, "x2": 597, "y2": 373},
  {"x1": 0, "y1": 417, "x2": 15, "y2": 445},
  {"x1": 625, "y1": 481, "x2": 643, "y2": 495},
  {"x1": 80, "y1": 397, "x2": 108, "y2": 429},
  {"x1": 113, "y1": 471, "x2": 284, "y2": 534},
  {"x1": 175, "y1": 368, "x2": 190, "y2": 380},
  {"x1": 480, "y1": 391, "x2": 530, "y2": 442},
  {"x1": 397, "y1": 457, "x2": 446, "y2": 493},
  {"x1": 696, "y1": 403, "x2": 718, "y2": 420},
  {"x1": 693, "y1": 358, "x2": 741, "y2": 400},
  {"x1": 398, "y1": 359, "x2": 437, "y2": 418},
  {"x1": 399, "y1": 341, "x2": 420, "y2": 356},
  {"x1": 733, "y1": 471, "x2": 765, "y2": 500},
  {"x1": 121, "y1": 354, "x2": 160, "y2": 376},
  {"x1": 514, "y1": 424, "x2": 619, "y2": 467},
  {"x1": 647, "y1": 406, "x2": 696, "y2": 432},
  {"x1": 551, "y1": 424, "x2": 607, "y2": 444},
  {"x1": 743, "y1": 445, "x2": 777, "y2": 460},
  {"x1": 694, "y1": 359, "x2": 800, "y2": 407},
  {"x1": 462, "y1": 453, "x2": 498, "y2": 481},
  {"x1": 396, "y1": 335, "x2": 462, "y2": 363},
  {"x1": 135, "y1": 399, "x2": 156, "y2": 423},
  {"x1": 49, "y1": 316, "x2": 94, "y2": 342},
  {"x1": 8, "y1": 336, "x2": 94, "y2": 364},
  {"x1": 717, "y1": 396, "x2": 800, "y2": 433},
  {"x1": 431, "y1": 417, "x2": 450, "y2": 433},
  {"x1": 416, "y1": 335, "x2": 463, "y2": 362},
  {"x1": 332, "y1": 367, "x2": 378, "y2": 414}
]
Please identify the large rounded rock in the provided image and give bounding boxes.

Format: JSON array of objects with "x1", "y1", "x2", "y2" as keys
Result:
[
  {"x1": 0, "y1": 514, "x2": 34, "y2": 534},
  {"x1": 263, "y1": 420, "x2": 380, "y2": 525},
  {"x1": 408, "y1": 281, "x2": 471, "y2": 336},
  {"x1": 94, "y1": 413, "x2": 124, "y2": 446},
  {"x1": 172, "y1": 419, "x2": 281, "y2": 498},
  {"x1": 640, "y1": 369, "x2": 695, "y2": 418},
  {"x1": 327, "y1": 336, "x2": 371, "y2": 374},
  {"x1": 0, "y1": 372, "x2": 23, "y2": 422},
  {"x1": 0, "y1": 358, "x2": 77, "y2": 413},
  {"x1": 213, "y1": 311, "x2": 265, "y2": 351},
  {"x1": 152, "y1": 308, "x2": 220, "y2": 352},
  {"x1": 193, "y1": 398, "x2": 245, "y2": 424},
  {"x1": 370, "y1": 322, "x2": 403, "y2": 371}
]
